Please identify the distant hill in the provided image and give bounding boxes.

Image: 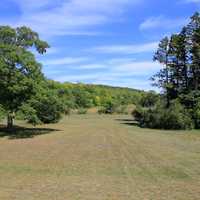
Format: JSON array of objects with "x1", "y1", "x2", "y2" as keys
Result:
[{"x1": 47, "y1": 80, "x2": 145, "y2": 109}]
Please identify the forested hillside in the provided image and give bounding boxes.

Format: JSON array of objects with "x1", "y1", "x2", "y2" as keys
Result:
[{"x1": 47, "y1": 80, "x2": 144, "y2": 109}]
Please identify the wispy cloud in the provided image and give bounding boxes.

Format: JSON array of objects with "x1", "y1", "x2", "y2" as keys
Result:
[
  {"x1": 89, "y1": 42, "x2": 158, "y2": 54},
  {"x1": 114, "y1": 61, "x2": 161, "y2": 75},
  {"x1": 140, "y1": 16, "x2": 188, "y2": 30},
  {"x1": 41, "y1": 57, "x2": 89, "y2": 66},
  {"x1": 11, "y1": 0, "x2": 141, "y2": 37},
  {"x1": 44, "y1": 57, "x2": 162, "y2": 90},
  {"x1": 75, "y1": 64, "x2": 107, "y2": 70}
]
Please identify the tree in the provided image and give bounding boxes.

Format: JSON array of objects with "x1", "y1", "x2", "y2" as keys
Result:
[
  {"x1": 153, "y1": 12, "x2": 200, "y2": 105},
  {"x1": 153, "y1": 37, "x2": 170, "y2": 107},
  {"x1": 0, "y1": 26, "x2": 49, "y2": 128},
  {"x1": 134, "y1": 12, "x2": 200, "y2": 130},
  {"x1": 20, "y1": 88, "x2": 64, "y2": 125},
  {"x1": 190, "y1": 16, "x2": 200, "y2": 90}
]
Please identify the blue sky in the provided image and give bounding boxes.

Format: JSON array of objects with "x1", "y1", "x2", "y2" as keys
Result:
[{"x1": 1, "y1": 0, "x2": 200, "y2": 90}]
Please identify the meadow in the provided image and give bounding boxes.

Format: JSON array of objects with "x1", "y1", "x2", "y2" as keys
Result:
[{"x1": 0, "y1": 114, "x2": 199, "y2": 200}]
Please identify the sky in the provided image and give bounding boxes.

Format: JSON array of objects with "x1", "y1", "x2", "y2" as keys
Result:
[{"x1": 0, "y1": 0, "x2": 200, "y2": 90}]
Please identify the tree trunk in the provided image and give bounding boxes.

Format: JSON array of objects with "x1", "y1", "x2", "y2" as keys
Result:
[{"x1": 7, "y1": 113, "x2": 14, "y2": 129}]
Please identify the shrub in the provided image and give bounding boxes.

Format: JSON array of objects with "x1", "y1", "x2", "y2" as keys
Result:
[
  {"x1": 20, "y1": 104, "x2": 41, "y2": 126},
  {"x1": 0, "y1": 105, "x2": 5, "y2": 122},
  {"x1": 77, "y1": 108, "x2": 87, "y2": 115},
  {"x1": 20, "y1": 90, "x2": 64, "y2": 125},
  {"x1": 139, "y1": 91, "x2": 159, "y2": 107},
  {"x1": 163, "y1": 101, "x2": 194, "y2": 130},
  {"x1": 193, "y1": 98, "x2": 200, "y2": 129},
  {"x1": 33, "y1": 95, "x2": 64, "y2": 124},
  {"x1": 98, "y1": 100, "x2": 119, "y2": 114},
  {"x1": 133, "y1": 101, "x2": 194, "y2": 130}
]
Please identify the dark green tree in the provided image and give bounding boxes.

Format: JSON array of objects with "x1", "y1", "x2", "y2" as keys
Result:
[
  {"x1": 153, "y1": 37, "x2": 170, "y2": 107},
  {"x1": 134, "y1": 12, "x2": 200, "y2": 130},
  {"x1": 190, "y1": 16, "x2": 200, "y2": 90}
]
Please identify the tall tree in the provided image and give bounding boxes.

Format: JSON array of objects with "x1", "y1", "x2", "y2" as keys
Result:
[
  {"x1": 186, "y1": 12, "x2": 200, "y2": 90},
  {"x1": 0, "y1": 26, "x2": 49, "y2": 128},
  {"x1": 153, "y1": 37, "x2": 170, "y2": 107},
  {"x1": 167, "y1": 32, "x2": 188, "y2": 97}
]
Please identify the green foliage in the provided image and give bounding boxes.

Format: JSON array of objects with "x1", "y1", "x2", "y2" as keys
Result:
[
  {"x1": 142, "y1": 12, "x2": 200, "y2": 130},
  {"x1": 139, "y1": 91, "x2": 159, "y2": 107},
  {"x1": 20, "y1": 89, "x2": 64, "y2": 125},
  {"x1": 98, "y1": 101, "x2": 129, "y2": 115},
  {"x1": 0, "y1": 105, "x2": 5, "y2": 121},
  {"x1": 20, "y1": 104, "x2": 41, "y2": 126},
  {"x1": 0, "y1": 26, "x2": 49, "y2": 112},
  {"x1": 47, "y1": 80, "x2": 143, "y2": 111},
  {"x1": 0, "y1": 25, "x2": 49, "y2": 127},
  {"x1": 193, "y1": 98, "x2": 200, "y2": 129},
  {"x1": 133, "y1": 101, "x2": 194, "y2": 130},
  {"x1": 72, "y1": 89, "x2": 93, "y2": 108},
  {"x1": 153, "y1": 12, "x2": 200, "y2": 102},
  {"x1": 98, "y1": 100, "x2": 117, "y2": 114}
]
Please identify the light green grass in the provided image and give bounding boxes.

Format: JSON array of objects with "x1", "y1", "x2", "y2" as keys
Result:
[{"x1": 0, "y1": 114, "x2": 199, "y2": 200}]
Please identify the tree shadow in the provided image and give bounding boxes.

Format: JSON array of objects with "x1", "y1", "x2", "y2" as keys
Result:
[
  {"x1": 0, "y1": 125, "x2": 61, "y2": 139},
  {"x1": 115, "y1": 118, "x2": 139, "y2": 127}
]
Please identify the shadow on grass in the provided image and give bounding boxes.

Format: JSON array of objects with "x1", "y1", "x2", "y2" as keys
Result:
[
  {"x1": 115, "y1": 118, "x2": 139, "y2": 127},
  {"x1": 0, "y1": 125, "x2": 61, "y2": 139}
]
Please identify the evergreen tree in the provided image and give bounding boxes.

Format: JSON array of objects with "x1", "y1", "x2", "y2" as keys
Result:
[{"x1": 153, "y1": 37, "x2": 170, "y2": 107}]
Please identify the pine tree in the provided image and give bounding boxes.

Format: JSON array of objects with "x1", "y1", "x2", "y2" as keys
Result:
[{"x1": 153, "y1": 37, "x2": 170, "y2": 107}]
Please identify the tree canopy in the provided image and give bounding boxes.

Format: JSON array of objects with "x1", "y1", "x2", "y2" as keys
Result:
[{"x1": 0, "y1": 26, "x2": 50, "y2": 127}]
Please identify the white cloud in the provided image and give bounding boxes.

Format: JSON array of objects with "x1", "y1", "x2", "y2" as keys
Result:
[
  {"x1": 107, "y1": 58, "x2": 136, "y2": 64},
  {"x1": 114, "y1": 61, "x2": 161, "y2": 75},
  {"x1": 75, "y1": 64, "x2": 107, "y2": 70},
  {"x1": 41, "y1": 57, "x2": 89, "y2": 66},
  {"x1": 140, "y1": 16, "x2": 188, "y2": 30},
  {"x1": 11, "y1": 0, "x2": 141, "y2": 37},
  {"x1": 46, "y1": 58, "x2": 162, "y2": 90},
  {"x1": 90, "y1": 42, "x2": 158, "y2": 54}
]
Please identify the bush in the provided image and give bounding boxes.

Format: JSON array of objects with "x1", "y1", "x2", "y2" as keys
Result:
[
  {"x1": 98, "y1": 100, "x2": 119, "y2": 114},
  {"x1": 77, "y1": 108, "x2": 87, "y2": 115},
  {"x1": 20, "y1": 104, "x2": 42, "y2": 126},
  {"x1": 193, "y1": 98, "x2": 200, "y2": 129},
  {"x1": 0, "y1": 105, "x2": 5, "y2": 122},
  {"x1": 20, "y1": 90, "x2": 64, "y2": 125},
  {"x1": 133, "y1": 100, "x2": 194, "y2": 130},
  {"x1": 139, "y1": 91, "x2": 159, "y2": 107},
  {"x1": 163, "y1": 102, "x2": 194, "y2": 130}
]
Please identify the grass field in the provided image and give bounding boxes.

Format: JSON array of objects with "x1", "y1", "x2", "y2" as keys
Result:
[{"x1": 0, "y1": 114, "x2": 200, "y2": 200}]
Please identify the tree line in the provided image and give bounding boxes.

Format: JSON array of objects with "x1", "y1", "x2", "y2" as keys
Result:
[{"x1": 133, "y1": 12, "x2": 200, "y2": 130}]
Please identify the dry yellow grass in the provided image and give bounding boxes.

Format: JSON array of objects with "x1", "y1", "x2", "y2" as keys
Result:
[{"x1": 0, "y1": 114, "x2": 200, "y2": 200}]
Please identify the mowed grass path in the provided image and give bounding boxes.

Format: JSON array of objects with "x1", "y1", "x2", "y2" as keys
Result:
[{"x1": 0, "y1": 114, "x2": 200, "y2": 200}]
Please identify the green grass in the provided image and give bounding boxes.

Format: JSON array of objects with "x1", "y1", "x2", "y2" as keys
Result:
[{"x1": 0, "y1": 114, "x2": 200, "y2": 200}]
